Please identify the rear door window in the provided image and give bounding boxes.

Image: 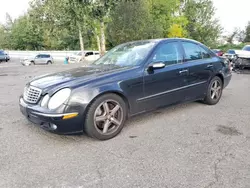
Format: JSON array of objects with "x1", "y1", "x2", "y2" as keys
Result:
[
  {"x1": 199, "y1": 46, "x2": 211, "y2": 59},
  {"x1": 182, "y1": 42, "x2": 202, "y2": 61}
]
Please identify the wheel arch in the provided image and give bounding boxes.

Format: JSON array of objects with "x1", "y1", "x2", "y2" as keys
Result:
[
  {"x1": 84, "y1": 90, "x2": 131, "y2": 118},
  {"x1": 215, "y1": 73, "x2": 224, "y2": 87}
]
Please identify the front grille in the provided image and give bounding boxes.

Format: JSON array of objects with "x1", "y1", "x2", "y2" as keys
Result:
[{"x1": 23, "y1": 86, "x2": 42, "y2": 104}]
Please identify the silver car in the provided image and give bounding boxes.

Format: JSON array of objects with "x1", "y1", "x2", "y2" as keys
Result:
[
  {"x1": 0, "y1": 50, "x2": 10, "y2": 62},
  {"x1": 21, "y1": 54, "x2": 53, "y2": 66}
]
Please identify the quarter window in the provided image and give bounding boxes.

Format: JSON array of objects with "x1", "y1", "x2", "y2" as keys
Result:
[
  {"x1": 182, "y1": 42, "x2": 202, "y2": 61},
  {"x1": 152, "y1": 42, "x2": 182, "y2": 66},
  {"x1": 199, "y1": 46, "x2": 211, "y2": 59}
]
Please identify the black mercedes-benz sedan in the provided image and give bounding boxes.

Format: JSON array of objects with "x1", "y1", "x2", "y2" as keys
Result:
[{"x1": 19, "y1": 38, "x2": 232, "y2": 140}]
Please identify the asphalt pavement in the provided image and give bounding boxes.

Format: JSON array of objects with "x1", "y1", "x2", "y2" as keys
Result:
[{"x1": 0, "y1": 60, "x2": 250, "y2": 188}]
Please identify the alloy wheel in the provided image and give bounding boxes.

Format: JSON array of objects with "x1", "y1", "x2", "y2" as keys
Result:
[
  {"x1": 210, "y1": 80, "x2": 222, "y2": 100},
  {"x1": 94, "y1": 100, "x2": 123, "y2": 135}
]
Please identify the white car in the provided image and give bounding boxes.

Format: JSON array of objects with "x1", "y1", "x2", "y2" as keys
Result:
[
  {"x1": 234, "y1": 45, "x2": 250, "y2": 69},
  {"x1": 68, "y1": 51, "x2": 100, "y2": 63}
]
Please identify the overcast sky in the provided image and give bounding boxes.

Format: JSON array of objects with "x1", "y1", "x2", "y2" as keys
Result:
[{"x1": 0, "y1": 0, "x2": 249, "y2": 34}]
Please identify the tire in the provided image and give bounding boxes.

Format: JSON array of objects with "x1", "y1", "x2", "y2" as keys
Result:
[
  {"x1": 30, "y1": 61, "x2": 35, "y2": 65},
  {"x1": 47, "y1": 61, "x2": 52, "y2": 65},
  {"x1": 204, "y1": 76, "x2": 223, "y2": 105},
  {"x1": 84, "y1": 93, "x2": 127, "y2": 140}
]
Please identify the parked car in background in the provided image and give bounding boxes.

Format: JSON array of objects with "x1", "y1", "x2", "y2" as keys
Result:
[
  {"x1": 212, "y1": 49, "x2": 224, "y2": 57},
  {"x1": 21, "y1": 54, "x2": 53, "y2": 66},
  {"x1": 234, "y1": 45, "x2": 250, "y2": 69},
  {"x1": 68, "y1": 51, "x2": 100, "y2": 63},
  {"x1": 0, "y1": 50, "x2": 10, "y2": 62},
  {"x1": 19, "y1": 38, "x2": 232, "y2": 140},
  {"x1": 242, "y1": 45, "x2": 250, "y2": 51},
  {"x1": 224, "y1": 49, "x2": 237, "y2": 62}
]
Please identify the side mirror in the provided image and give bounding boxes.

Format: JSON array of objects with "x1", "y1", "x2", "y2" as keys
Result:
[
  {"x1": 147, "y1": 62, "x2": 165, "y2": 73},
  {"x1": 152, "y1": 62, "x2": 165, "y2": 69}
]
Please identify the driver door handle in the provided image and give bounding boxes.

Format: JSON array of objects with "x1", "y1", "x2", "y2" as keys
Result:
[{"x1": 179, "y1": 69, "x2": 188, "y2": 74}]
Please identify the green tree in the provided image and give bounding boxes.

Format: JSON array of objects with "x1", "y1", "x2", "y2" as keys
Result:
[
  {"x1": 0, "y1": 25, "x2": 9, "y2": 49},
  {"x1": 183, "y1": 0, "x2": 221, "y2": 47},
  {"x1": 244, "y1": 21, "x2": 250, "y2": 42},
  {"x1": 10, "y1": 15, "x2": 44, "y2": 50},
  {"x1": 107, "y1": 0, "x2": 157, "y2": 46},
  {"x1": 89, "y1": 0, "x2": 119, "y2": 55}
]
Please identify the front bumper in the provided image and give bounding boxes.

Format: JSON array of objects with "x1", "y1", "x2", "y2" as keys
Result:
[
  {"x1": 235, "y1": 58, "x2": 250, "y2": 68},
  {"x1": 19, "y1": 97, "x2": 84, "y2": 134}
]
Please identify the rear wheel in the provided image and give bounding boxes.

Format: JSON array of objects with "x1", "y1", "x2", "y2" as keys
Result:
[
  {"x1": 84, "y1": 93, "x2": 127, "y2": 140},
  {"x1": 47, "y1": 60, "x2": 52, "y2": 65},
  {"x1": 204, "y1": 76, "x2": 223, "y2": 105}
]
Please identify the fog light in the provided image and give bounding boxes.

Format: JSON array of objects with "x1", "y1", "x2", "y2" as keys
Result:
[{"x1": 50, "y1": 123, "x2": 57, "y2": 130}]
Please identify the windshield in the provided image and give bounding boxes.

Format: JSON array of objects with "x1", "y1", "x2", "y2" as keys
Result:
[
  {"x1": 93, "y1": 41, "x2": 157, "y2": 67},
  {"x1": 243, "y1": 46, "x2": 250, "y2": 51}
]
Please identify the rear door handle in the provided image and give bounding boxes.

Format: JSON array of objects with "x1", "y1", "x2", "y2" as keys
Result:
[{"x1": 179, "y1": 69, "x2": 189, "y2": 74}]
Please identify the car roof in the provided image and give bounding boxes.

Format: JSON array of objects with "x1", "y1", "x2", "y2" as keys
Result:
[{"x1": 123, "y1": 38, "x2": 206, "y2": 46}]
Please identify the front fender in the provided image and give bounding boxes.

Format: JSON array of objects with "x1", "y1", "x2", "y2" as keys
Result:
[{"x1": 65, "y1": 83, "x2": 130, "y2": 115}]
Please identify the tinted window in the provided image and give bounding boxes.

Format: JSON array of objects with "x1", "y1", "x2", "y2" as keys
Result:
[
  {"x1": 243, "y1": 46, "x2": 250, "y2": 51},
  {"x1": 199, "y1": 46, "x2": 211, "y2": 59},
  {"x1": 0, "y1": 51, "x2": 4, "y2": 55},
  {"x1": 95, "y1": 52, "x2": 99, "y2": 55},
  {"x1": 152, "y1": 42, "x2": 182, "y2": 66},
  {"x1": 182, "y1": 42, "x2": 202, "y2": 61}
]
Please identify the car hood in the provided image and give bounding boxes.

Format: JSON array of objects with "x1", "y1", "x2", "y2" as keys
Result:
[
  {"x1": 235, "y1": 50, "x2": 250, "y2": 58},
  {"x1": 29, "y1": 65, "x2": 134, "y2": 92}
]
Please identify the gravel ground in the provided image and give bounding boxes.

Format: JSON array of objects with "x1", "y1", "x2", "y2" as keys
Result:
[{"x1": 0, "y1": 60, "x2": 250, "y2": 188}]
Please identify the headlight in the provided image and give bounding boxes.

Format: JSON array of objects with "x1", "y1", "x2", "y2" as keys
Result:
[
  {"x1": 48, "y1": 88, "x2": 71, "y2": 110},
  {"x1": 41, "y1": 94, "x2": 50, "y2": 107}
]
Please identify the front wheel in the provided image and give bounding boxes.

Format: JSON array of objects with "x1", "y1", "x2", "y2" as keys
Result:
[
  {"x1": 204, "y1": 76, "x2": 223, "y2": 105},
  {"x1": 84, "y1": 93, "x2": 127, "y2": 140}
]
